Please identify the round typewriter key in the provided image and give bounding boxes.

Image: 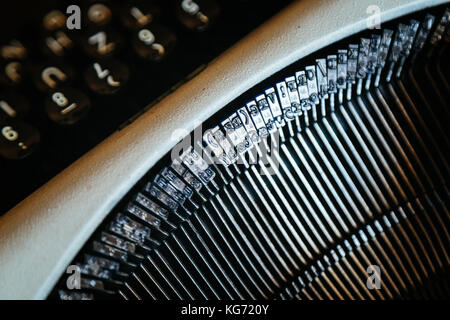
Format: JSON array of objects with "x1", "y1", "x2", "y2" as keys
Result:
[
  {"x1": 0, "y1": 39, "x2": 28, "y2": 61},
  {"x1": 120, "y1": 2, "x2": 161, "y2": 30},
  {"x1": 42, "y1": 30, "x2": 76, "y2": 57},
  {"x1": 175, "y1": 0, "x2": 220, "y2": 31},
  {"x1": 0, "y1": 120, "x2": 40, "y2": 160},
  {"x1": 45, "y1": 87, "x2": 91, "y2": 125},
  {"x1": 84, "y1": 59, "x2": 129, "y2": 94},
  {"x1": 0, "y1": 60, "x2": 26, "y2": 87},
  {"x1": 0, "y1": 39, "x2": 28, "y2": 87},
  {"x1": 82, "y1": 29, "x2": 124, "y2": 58},
  {"x1": 133, "y1": 25, "x2": 176, "y2": 61},
  {"x1": 87, "y1": 3, "x2": 113, "y2": 27},
  {"x1": 0, "y1": 92, "x2": 31, "y2": 121},
  {"x1": 42, "y1": 10, "x2": 67, "y2": 31},
  {"x1": 34, "y1": 63, "x2": 75, "y2": 92}
]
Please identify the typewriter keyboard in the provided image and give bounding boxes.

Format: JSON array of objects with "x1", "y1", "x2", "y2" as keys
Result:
[{"x1": 0, "y1": 0, "x2": 291, "y2": 214}]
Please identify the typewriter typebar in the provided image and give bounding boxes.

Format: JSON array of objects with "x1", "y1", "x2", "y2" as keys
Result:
[{"x1": 0, "y1": 0, "x2": 449, "y2": 299}]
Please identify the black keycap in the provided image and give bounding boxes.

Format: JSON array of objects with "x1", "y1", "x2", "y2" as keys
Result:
[
  {"x1": 84, "y1": 59, "x2": 129, "y2": 94},
  {"x1": 41, "y1": 30, "x2": 76, "y2": 58},
  {"x1": 175, "y1": 0, "x2": 220, "y2": 31},
  {"x1": 0, "y1": 92, "x2": 31, "y2": 121},
  {"x1": 0, "y1": 59, "x2": 26, "y2": 87},
  {"x1": 86, "y1": 3, "x2": 113, "y2": 27},
  {"x1": 0, "y1": 120, "x2": 40, "y2": 160},
  {"x1": 133, "y1": 25, "x2": 177, "y2": 61},
  {"x1": 0, "y1": 39, "x2": 28, "y2": 61},
  {"x1": 82, "y1": 29, "x2": 124, "y2": 58},
  {"x1": 120, "y1": 1, "x2": 161, "y2": 30},
  {"x1": 42, "y1": 9, "x2": 67, "y2": 32},
  {"x1": 33, "y1": 63, "x2": 75, "y2": 92},
  {"x1": 0, "y1": 39, "x2": 28, "y2": 87},
  {"x1": 45, "y1": 87, "x2": 91, "y2": 125}
]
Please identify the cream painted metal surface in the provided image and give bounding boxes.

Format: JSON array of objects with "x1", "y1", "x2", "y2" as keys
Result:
[{"x1": 0, "y1": 0, "x2": 447, "y2": 299}]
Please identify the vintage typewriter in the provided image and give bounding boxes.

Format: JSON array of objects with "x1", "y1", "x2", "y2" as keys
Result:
[{"x1": 0, "y1": 0, "x2": 449, "y2": 300}]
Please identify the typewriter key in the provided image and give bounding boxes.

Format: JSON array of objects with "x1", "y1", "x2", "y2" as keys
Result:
[
  {"x1": 82, "y1": 29, "x2": 124, "y2": 58},
  {"x1": 133, "y1": 25, "x2": 176, "y2": 61},
  {"x1": 0, "y1": 40, "x2": 28, "y2": 87},
  {"x1": 42, "y1": 10, "x2": 66, "y2": 31},
  {"x1": 34, "y1": 63, "x2": 75, "y2": 92},
  {"x1": 45, "y1": 87, "x2": 91, "y2": 125},
  {"x1": 84, "y1": 60, "x2": 129, "y2": 94},
  {"x1": 175, "y1": 0, "x2": 220, "y2": 31},
  {"x1": 0, "y1": 40, "x2": 27, "y2": 61},
  {"x1": 0, "y1": 92, "x2": 31, "y2": 120},
  {"x1": 86, "y1": 3, "x2": 113, "y2": 27},
  {"x1": 121, "y1": 2, "x2": 161, "y2": 30},
  {"x1": 0, "y1": 120, "x2": 40, "y2": 159},
  {"x1": 0, "y1": 60, "x2": 26, "y2": 87},
  {"x1": 42, "y1": 30, "x2": 75, "y2": 58}
]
